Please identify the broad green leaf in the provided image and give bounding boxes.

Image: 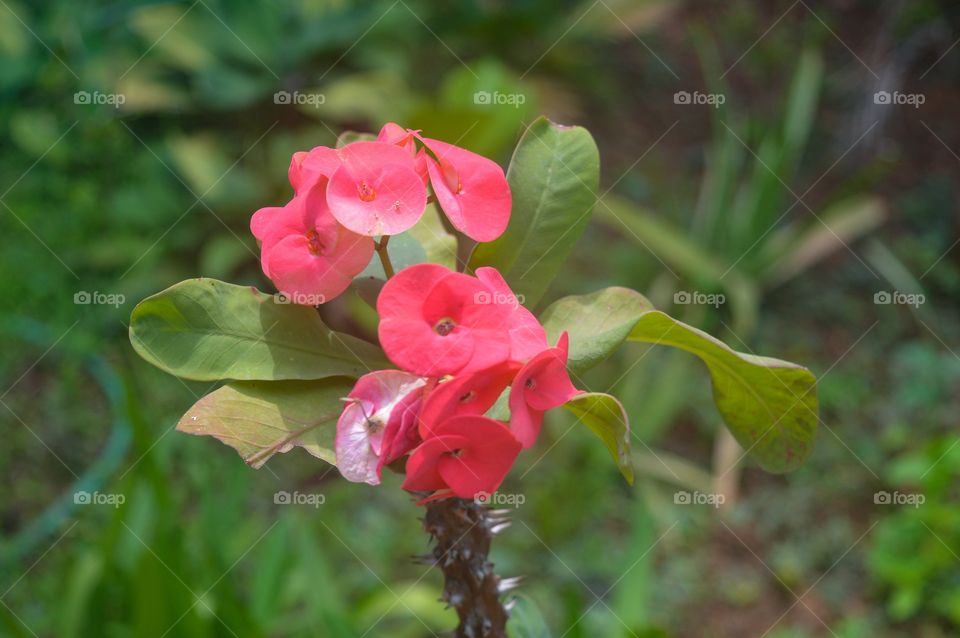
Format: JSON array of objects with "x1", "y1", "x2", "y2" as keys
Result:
[
  {"x1": 470, "y1": 116, "x2": 600, "y2": 306},
  {"x1": 176, "y1": 379, "x2": 351, "y2": 468},
  {"x1": 628, "y1": 311, "x2": 817, "y2": 472},
  {"x1": 562, "y1": 392, "x2": 633, "y2": 484},
  {"x1": 542, "y1": 287, "x2": 818, "y2": 472},
  {"x1": 540, "y1": 286, "x2": 654, "y2": 374},
  {"x1": 130, "y1": 278, "x2": 389, "y2": 381}
]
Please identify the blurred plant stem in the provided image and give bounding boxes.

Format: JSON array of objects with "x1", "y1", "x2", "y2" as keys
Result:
[
  {"x1": 376, "y1": 236, "x2": 395, "y2": 278},
  {"x1": 422, "y1": 497, "x2": 515, "y2": 637}
]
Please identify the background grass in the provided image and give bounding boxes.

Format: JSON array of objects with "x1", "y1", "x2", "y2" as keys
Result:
[{"x1": 2, "y1": 1, "x2": 960, "y2": 636}]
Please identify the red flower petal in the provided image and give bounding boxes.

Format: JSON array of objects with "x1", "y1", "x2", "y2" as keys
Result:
[
  {"x1": 326, "y1": 141, "x2": 426, "y2": 236},
  {"x1": 422, "y1": 138, "x2": 511, "y2": 242}
]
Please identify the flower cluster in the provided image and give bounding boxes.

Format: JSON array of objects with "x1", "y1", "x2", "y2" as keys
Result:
[
  {"x1": 250, "y1": 123, "x2": 511, "y2": 303},
  {"x1": 335, "y1": 264, "x2": 582, "y2": 503}
]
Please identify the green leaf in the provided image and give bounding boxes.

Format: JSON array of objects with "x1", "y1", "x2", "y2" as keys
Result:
[
  {"x1": 470, "y1": 116, "x2": 600, "y2": 307},
  {"x1": 540, "y1": 286, "x2": 654, "y2": 374},
  {"x1": 562, "y1": 392, "x2": 633, "y2": 484},
  {"x1": 542, "y1": 287, "x2": 818, "y2": 472},
  {"x1": 176, "y1": 379, "x2": 352, "y2": 468},
  {"x1": 130, "y1": 278, "x2": 389, "y2": 381},
  {"x1": 627, "y1": 312, "x2": 817, "y2": 473}
]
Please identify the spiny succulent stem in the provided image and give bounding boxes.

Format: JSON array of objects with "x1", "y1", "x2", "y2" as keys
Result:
[{"x1": 421, "y1": 497, "x2": 511, "y2": 638}]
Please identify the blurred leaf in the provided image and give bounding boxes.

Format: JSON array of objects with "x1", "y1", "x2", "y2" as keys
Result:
[
  {"x1": 506, "y1": 593, "x2": 551, "y2": 638},
  {"x1": 199, "y1": 235, "x2": 256, "y2": 278},
  {"x1": 471, "y1": 117, "x2": 600, "y2": 307},
  {"x1": 129, "y1": 278, "x2": 389, "y2": 381},
  {"x1": 177, "y1": 378, "x2": 351, "y2": 468},
  {"x1": 764, "y1": 195, "x2": 886, "y2": 287},
  {"x1": 628, "y1": 311, "x2": 818, "y2": 473},
  {"x1": 336, "y1": 130, "x2": 377, "y2": 147},
  {"x1": 562, "y1": 392, "x2": 633, "y2": 484},
  {"x1": 129, "y1": 5, "x2": 217, "y2": 72},
  {"x1": 540, "y1": 286, "x2": 654, "y2": 374},
  {"x1": 597, "y1": 195, "x2": 759, "y2": 334},
  {"x1": 407, "y1": 204, "x2": 459, "y2": 270}
]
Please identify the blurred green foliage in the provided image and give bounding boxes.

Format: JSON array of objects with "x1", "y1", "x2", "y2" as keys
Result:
[{"x1": 3, "y1": 0, "x2": 960, "y2": 636}]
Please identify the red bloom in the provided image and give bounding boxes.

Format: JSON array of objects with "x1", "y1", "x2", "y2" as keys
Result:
[
  {"x1": 422, "y1": 137, "x2": 511, "y2": 242},
  {"x1": 326, "y1": 141, "x2": 427, "y2": 236},
  {"x1": 335, "y1": 370, "x2": 426, "y2": 485},
  {"x1": 288, "y1": 146, "x2": 340, "y2": 195},
  {"x1": 250, "y1": 178, "x2": 375, "y2": 304},
  {"x1": 508, "y1": 332, "x2": 581, "y2": 448},
  {"x1": 377, "y1": 264, "x2": 515, "y2": 377},
  {"x1": 402, "y1": 415, "x2": 521, "y2": 499},
  {"x1": 474, "y1": 267, "x2": 547, "y2": 362},
  {"x1": 417, "y1": 362, "x2": 519, "y2": 437}
]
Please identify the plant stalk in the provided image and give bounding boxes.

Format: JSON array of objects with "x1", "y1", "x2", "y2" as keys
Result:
[
  {"x1": 376, "y1": 235, "x2": 395, "y2": 278},
  {"x1": 421, "y1": 497, "x2": 515, "y2": 638}
]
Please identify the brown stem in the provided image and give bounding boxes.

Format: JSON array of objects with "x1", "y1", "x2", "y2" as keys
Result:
[
  {"x1": 420, "y1": 497, "x2": 515, "y2": 638},
  {"x1": 376, "y1": 235, "x2": 395, "y2": 278}
]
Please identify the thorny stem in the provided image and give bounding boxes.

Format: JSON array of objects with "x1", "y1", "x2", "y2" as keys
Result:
[
  {"x1": 418, "y1": 497, "x2": 518, "y2": 638},
  {"x1": 376, "y1": 235, "x2": 395, "y2": 278}
]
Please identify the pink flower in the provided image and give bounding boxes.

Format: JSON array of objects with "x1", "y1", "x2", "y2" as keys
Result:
[
  {"x1": 422, "y1": 137, "x2": 511, "y2": 242},
  {"x1": 508, "y1": 332, "x2": 581, "y2": 448},
  {"x1": 250, "y1": 178, "x2": 375, "y2": 304},
  {"x1": 288, "y1": 146, "x2": 340, "y2": 195},
  {"x1": 417, "y1": 362, "x2": 519, "y2": 437},
  {"x1": 326, "y1": 141, "x2": 427, "y2": 236},
  {"x1": 377, "y1": 123, "x2": 428, "y2": 184},
  {"x1": 475, "y1": 267, "x2": 547, "y2": 362},
  {"x1": 335, "y1": 370, "x2": 426, "y2": 485},
  {"x1": 402, "y1": 415, "x2": 521, "y2": 499},
  {"x1": 376, "y1": 264, "x2": 515, "y2": 377}
]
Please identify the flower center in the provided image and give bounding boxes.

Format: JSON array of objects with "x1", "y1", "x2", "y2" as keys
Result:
[
  {"x1": 525, "y1": 377, "x2": 537, "y2": 390},
  {"x1": 458, "y1": 390, "x2": 476, "y2": 403},
  {"x1": 357, "y1": 180, "x2": 376, "y2": 202},
  {"x1": 305, "y1": 228, "x2": 326, "y2": 255},
  {"x1": 433, "y1": 317, "x2": 456, "y2": 336}
]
